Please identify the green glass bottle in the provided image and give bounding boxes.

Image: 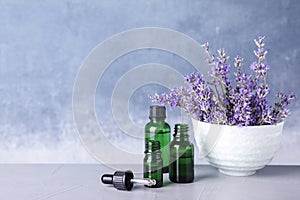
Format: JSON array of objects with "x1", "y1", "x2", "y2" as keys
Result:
[
  {"x1": 145, "y1": 105, "x2": 171, "y2": 173},
  {"x1": 169, "y1": 124, "x2": 194, "y2": 183},
  {"x1": 143, "y1": 140, "x2": 163, "y2": 188}
]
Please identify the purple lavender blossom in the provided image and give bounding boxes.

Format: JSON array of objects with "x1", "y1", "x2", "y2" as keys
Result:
[
  {"x1": 256, "y1": 85, "x2": 270, "y2": 99},
  {"x1": 210, "y1": 49, "x2": 231, "y2": 78},
  {"x1": 250, "y1": 62, "x2": 270, "y2": 79},
  {"x1": 269, "y1": 92, "x2": 297, "y2": 123},
  {"x1": 254, "y1": 36, "x2": 266, "y2": 48},
  {"x1": 202, "y1": 41, "x2": 210, "y2": 53},
  {"x1": 150, "y1": 36, "x2": 296, "y2": 126},
  {"x1": 234, "y1": 55, "x2": 243, "y2": 69}
]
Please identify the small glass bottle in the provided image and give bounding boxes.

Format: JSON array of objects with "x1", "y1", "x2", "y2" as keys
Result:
[
  {"x1": 145, "y1": 105, "x2": 171, "y2": 173},
  {"x1": 143, "y1": 140, "x2": 163, "y2": 188},
  {"x1": 169, "y1": 124, "x2": 194, "y2": 183}
]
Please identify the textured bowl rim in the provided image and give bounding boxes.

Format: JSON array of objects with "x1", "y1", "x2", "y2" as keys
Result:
[{"x1": 191, "y1": 118, "x2": 284, "y2": 129}]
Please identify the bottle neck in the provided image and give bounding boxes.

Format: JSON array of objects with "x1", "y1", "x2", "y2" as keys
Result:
[
  {"x1": 149, "y1": 117, "x2": 165, "y2": 123},
  {"x1": 173, "y1": 134, "x2": 190, "y2": 142},
  {"x1": 145, "y1": 140, "x2": 161, "y2": 154},
  {"x1": 173, "y1": 124, "x2": 190, "y2": 141}
]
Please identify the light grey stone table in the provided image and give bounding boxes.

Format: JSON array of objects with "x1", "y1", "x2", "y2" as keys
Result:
[{"x1": 1, "y1": 164, "x2": 299, "y2": 200}]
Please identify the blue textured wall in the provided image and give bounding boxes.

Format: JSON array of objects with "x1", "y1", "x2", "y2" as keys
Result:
[{"x1": 0, "y1": 0, "x2": 299, "y2": 163}]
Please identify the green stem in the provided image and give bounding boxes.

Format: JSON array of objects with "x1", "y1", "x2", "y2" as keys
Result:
[
  {"x1": 214, "y1": 84, "x2": 221, "y2": 103},
  {"x1": 263, "y1": 75, "x2": 267, "y2": 87}
]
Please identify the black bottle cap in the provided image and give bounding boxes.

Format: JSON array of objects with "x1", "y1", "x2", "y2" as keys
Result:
[
  {"x1": 149, "y1": 105, "x2": 166, "y2": 120},
  {"x1": 101, "y1": 170, "x2": 134, "y2": 191}
]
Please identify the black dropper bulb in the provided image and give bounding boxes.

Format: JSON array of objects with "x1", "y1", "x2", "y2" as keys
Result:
[
  {"x1": 101, "y1": 170, "x2": 156, "y2": 191},
  {"x1": 101, "y1": 174, "x2": 114, "y2": 184}
]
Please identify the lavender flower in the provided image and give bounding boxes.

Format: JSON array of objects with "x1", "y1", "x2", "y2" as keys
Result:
[
  {"x1": 202, "y1": 41, "x2": 210, "y2": 53},
  {"x1": 254, "y1": 36, "x2": 266, "y2": 48},
  {"x1": 256, "y1": 85, "x2": 270, "y2": 99},
  {"x1": 250, "y1": 62, "x2": 270, "y2": 79},
  {"x1": 150, "y1": 36, "x2": 296, "y2": 126},
  {"x1": 270, "y1": 93, "x2": 296, "y2": 123}
]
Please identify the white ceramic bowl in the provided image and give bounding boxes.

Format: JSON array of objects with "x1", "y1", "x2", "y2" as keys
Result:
[{"x1": 192, "y1": 118, "x2": 284, "y2": 176}]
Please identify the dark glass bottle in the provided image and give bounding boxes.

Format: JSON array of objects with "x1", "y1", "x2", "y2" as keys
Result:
[
  {"x1": 169, "y1": 124, "x2": 194, "y2": 183},
  {"x1": 143, "y1": 140, "x2": 163, "y2": 188},
  {"x1": 145, "y1": 105, "x2": 171, "y2": 173}
]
